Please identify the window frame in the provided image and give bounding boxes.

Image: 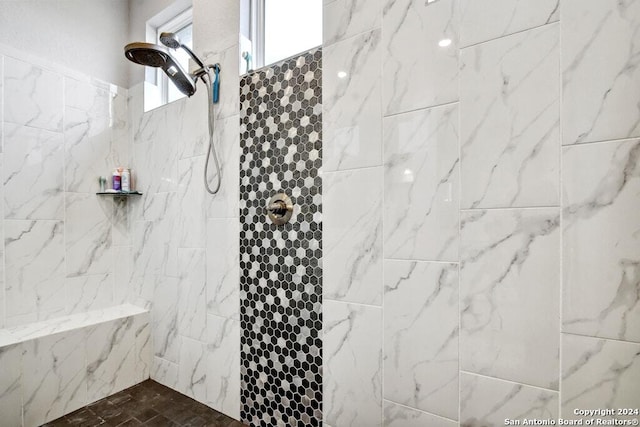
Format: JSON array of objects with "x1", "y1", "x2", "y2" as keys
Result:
[
  {"x1": 243, "y1": 0, "x2": 322, "y2": 73},
  {"x1": 156, "y1": 7, "x2": 193, "y2": 104}
]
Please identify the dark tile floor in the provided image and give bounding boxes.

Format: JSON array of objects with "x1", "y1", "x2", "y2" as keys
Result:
[{"x1": 43, "y1": 380, "x2": 247, "y2": 427}]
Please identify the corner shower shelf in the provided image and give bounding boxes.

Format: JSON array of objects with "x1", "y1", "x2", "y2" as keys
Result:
[{"x1": 96, "y1": 191, "x2": 143, "y2": 199}]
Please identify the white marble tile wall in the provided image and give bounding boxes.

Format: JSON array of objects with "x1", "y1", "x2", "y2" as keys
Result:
[
  {"x1": 0, "y1": 344, "x2": 22, "y2": 426},
  {"x1": 460, "y1": 24, "x2": 560, "y2": 209},
  {"x1": 125, "y1": 0, "x2": 242, "y2": 421},
  {"x1": 0, "y1": 48, "x2": 133, "y2": 330},
  {"x1": 0, "y1": 307, "x2": 150, "y2": 426},
  {"x1": 384, "y1": 261, "x2": 459, "y2": 420},
  {"x1": 323, "y1": 0, "x2": 640, "y2": 425},
  {"x1": 562, "y1": 139, "x2": 640, "y2": 342},
  {"x1": 561, "y1": 334, "x2": 640, "y2": 418},
  {"x1": 324, "y1": 300, "x2": 382, "y2": 427},
  {"x1": 562, "y1": 0, "x2": 640, "y2": 145},
  {"x1": 460, "y1": 208, "x2": 561, "y2": 389},
  {"x1": 460, "y1": 373, "x2": 559, "y2": 426}
]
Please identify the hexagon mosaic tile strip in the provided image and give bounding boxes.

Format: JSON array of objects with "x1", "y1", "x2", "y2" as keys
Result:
[{"x1": 239, "y1": 48, "x2": 322, "y2": 427}]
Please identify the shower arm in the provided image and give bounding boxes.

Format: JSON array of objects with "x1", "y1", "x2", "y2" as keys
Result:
[{"x1": 181, "y1": 44, "x2": 206, "y2": 70}]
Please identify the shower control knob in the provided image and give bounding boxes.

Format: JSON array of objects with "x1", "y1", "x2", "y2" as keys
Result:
[{"x1": 267, "y1": 193, "x2": 293, "y2": 225}]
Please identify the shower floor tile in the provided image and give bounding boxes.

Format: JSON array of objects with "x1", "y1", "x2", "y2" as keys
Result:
[{"x1": 43, "y1": 380, "x2": 247, "y2": 427}]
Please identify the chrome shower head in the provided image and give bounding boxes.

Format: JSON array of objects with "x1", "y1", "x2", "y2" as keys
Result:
[
  {"x1": 124, "y1": 42, "x2": 197, "y2": 97},
  {"x1": 124, "y1": 42, "x2": 170, "y2": 67},
  {"x1": 159, "y1": 31, "x2": 206, "y2": 70},
  {"x1": 159, "y1": 32, "x2": 182, "y2": 49}
]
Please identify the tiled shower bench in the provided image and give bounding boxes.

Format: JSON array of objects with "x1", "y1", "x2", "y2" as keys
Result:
[{"x1": 0, "y1": 304, "x2": 150, "y2": 427}]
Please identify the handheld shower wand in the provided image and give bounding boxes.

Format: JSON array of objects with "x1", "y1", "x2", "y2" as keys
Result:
[
  {"x1": 159, "y1": 32, "x2": 206, "y2": 71},
  {"x1": 124, "y1": 36, "x2": 223, "y2": 195}
]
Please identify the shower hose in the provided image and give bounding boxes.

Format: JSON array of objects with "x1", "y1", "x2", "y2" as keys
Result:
[{"x1": 202, "y1": 66, "x2": 222, "y2": 194}]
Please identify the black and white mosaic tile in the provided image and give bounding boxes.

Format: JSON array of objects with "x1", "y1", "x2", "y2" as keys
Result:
[{"x1": 239, "y1": 49, "x2": 322, "y2": 427}]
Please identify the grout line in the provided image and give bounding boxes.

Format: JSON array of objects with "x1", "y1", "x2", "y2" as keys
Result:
[
  {"x1": 322, "y1": 24, "x2": 382, "y2": 50},
  {"x1": 561, "y1": 331, "x2": 640, "y2": 346},
  {"x1": 383, "y1": 258, "x2": 459, "y2": 264},
  {"x1": 558, "y1": 9, "x2": 564, "y2": 417},
  {"x1": 459, "y1": 370, "x2": 560, "y2": 394},
  {"x1": 382, "y1": 100, "x2": 460, "y2": 119},
  {"x1": 460, "y1": 206, "x2": 561, "y2": 212},
  {"x1": 322, "y1": 164, "x2": 384, "y2": 174},
  {"x1": 323, "y1": 298, "x2": 383, "y2": 310},
  {"x1": 562, "y1": 136, "x2": 640, "y2": 147},
  {"x1": 384, "y1": 398, "x2": 459, "y2": 423},
  {"x1": 457, "y1": 37, "x2": 463, "y2": 423},
  {"x1": 460, "y1": 21, "x2": 560, "y2": 50}
]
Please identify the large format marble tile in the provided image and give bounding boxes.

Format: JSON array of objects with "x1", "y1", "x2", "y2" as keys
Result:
[
  {"x1": 0, "y1": 56, "x2": 3, "y2": 151},
  {"x1": 132, "y1": 106, "x2": 178, "y2": 195},
  {"x1": 152, "y1": 276, "x2": 180, "y2": 363},
  {"x1": 383, "y1": 104, "x2": 459, "y2": 261},
  {"x1": 112, "y1": 246, "x2": 134, "y2": 305},
  {"x1": 5, "y1": 220, "x2": 65, "y2": 325},
  {"x1": 202, "y1": 45, "x2": 240, "y2": 121},
  {"x1": 86, "y1": 317, "x2": 137, "y2": 402},
  {"x1": 65, "y1": 192, "x2": 112, "y2": 277},
  {"x1": 561, "y1": 334, "x2": 640, "y2": 417},
  {"x1": 4, "y1": 123, "x2": 64, "y2": 220},
  {"x1": 206, "y1": 314, "x2": 241, "y2": 419},
  {"x1": 324, "y1": 168, "x2": 383, "y2": 305},
  {"x1": 384, "y1": 401, "x2": 457, "y2": 427},
  {"x1": 382, "y1": 0, "x2": 458, "y2": 115},
  {"x1": 563, "y1": 135, "x2": 640, "y2": 342},
  {"x1": 132, "y1": 195, "x2": 178, "y2": 280},
  {"x1": 324, "y1": 29, "x2": 382, "y2": 171},
  {"x1": 178, "y1": 248, "x2": 207, "y2": 341},
  {"x1": 66, "y1": 274, "x2": 113, "y2": 314},
  {"x1": 112, "y1": 200, "x2": 131, "y2": 247},
  {"x1": 207, "y1": 218, "x2": 240, "y2": 320},
  {"x1": 3, "y1": 56, "x2": 63, "y2": 131},
  {"x1": 324, "y1": 300, "x2": 382, "y2": 427},
  {"x1": 64, "y1": 77, "x2": 111, "y2": 113},
  {"x1": 460, "y1": 209, "x2": 560, "y2": 389},
  {"x1": 384, "y1": 260, "x2": 458, "y2": 420},
  {"x1": 178, "y1": 336, "x2": 208, "y2": 404},
  {"x1": 178, "y1": 156, "x2": 206, "y2": 248},
  {"x1": 323, "y1": 0, "x2": 381, "y2": 46},
  {"x1": 151, "y1": 356, "x2": 179, "y2": 390},
  {"x1": 63, "y1": 106, "x2": 112, "y2": 193},
  {"x1": 460, "y1": 24, "x2": 560, "y2": 209},
  {"x1": 460, "y1": 373, "x2": 558, "y2": 426},
  {"x1": 176, "y1": 90, "x2": 209, "y2": 160},
  {"x1": 562, "y1": 0, "x2": 640, "y2": 144},
  {"x1": 0, "y1": 154, "x2": 3, "y2": 327},
  {"x1": 193, "y1": 0, "x2": 239, "y2": 58},
  {"x1": 23, "y1": 329, "x2": 87, "y2": 426},
  {"x1": 134, "y1": 313, "x2": 151, "y2": 383},
  {"x1": 459, "y1": 0, "x2": 559, "y2": 47},
  {"x1": 0, "y1": 344, "x2": 22, "y2": 427},
  {"x1": 206, "y1": 114, "x2": 240, "y2": 219},
  {"x1": 109, "y1": 87, "x2": 131, "y2": 171}
]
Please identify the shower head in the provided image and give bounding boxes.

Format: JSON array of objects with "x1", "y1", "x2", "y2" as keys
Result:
[
  {"x1": 124, "y1": 42, "x2": 197, "y2": 97},
  {"x1": 159, "y1": 31, "x2": 206, "y2": 70},
  {"x1": 159, "y1": 32, "x2": 182, "y2": 49}
]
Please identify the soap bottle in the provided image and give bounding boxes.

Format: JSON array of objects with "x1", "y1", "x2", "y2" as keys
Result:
[
  {"x1": 121, "y1": 168, "x2": 131, "y2": 192},
  {"x1": 112, "y1": 168, "x2": 121, "y2": 191}
]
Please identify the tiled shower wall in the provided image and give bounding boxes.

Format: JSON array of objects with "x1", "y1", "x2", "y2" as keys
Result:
[
  {"x1": 0, "y1": 48, "x2": 130, "y2": 329},
  {"x1": 239, "y1": 49, "x2": 322, "y2": 427},
  {"x1": 127, "y1": 0, "x2": 243, "y2": 419},
  {"x1": 322, "y1": 0, "x2": 640, "y2": 425}
]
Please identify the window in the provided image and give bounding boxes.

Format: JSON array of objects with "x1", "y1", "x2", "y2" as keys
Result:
[
  {"x1": 240, "y1": 0, "x2": 322, "y2": 74},
  {"x1": 157, "y1": 8, "x2": 193, "y2": 104},
  {"x1": 144, "y1": 5, "x2": 193, "y2": 111}
]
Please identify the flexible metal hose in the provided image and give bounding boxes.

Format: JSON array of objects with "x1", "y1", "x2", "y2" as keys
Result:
[{"x1": 202, "y1": 68, "x2": 222, "y2": 194}]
